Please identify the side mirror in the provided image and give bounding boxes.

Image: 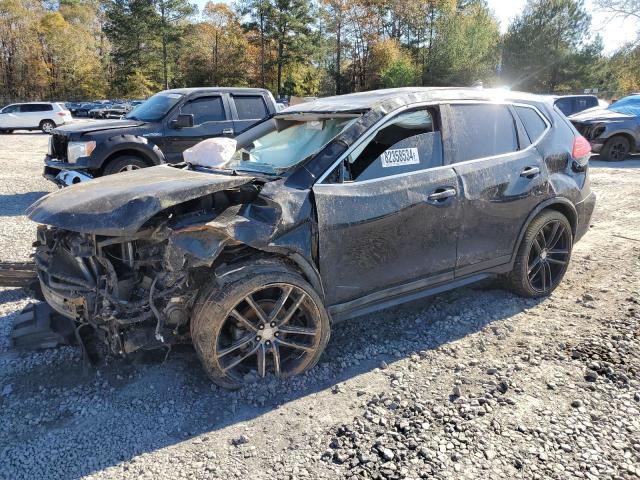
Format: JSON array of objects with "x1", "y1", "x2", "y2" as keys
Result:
[{"x1": 171, "y1": 114, "x2": 194, "y2": 129}]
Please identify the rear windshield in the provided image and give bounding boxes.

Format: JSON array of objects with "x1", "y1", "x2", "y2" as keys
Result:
[
  {"x1": 125, "y1": 93, "x2": 183, "y2": 121},
  {"x1": 608, "y1": 95, "x2": 640, "y2": 116}
]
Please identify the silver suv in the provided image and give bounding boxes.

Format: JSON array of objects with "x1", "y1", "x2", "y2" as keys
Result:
[{"x1": 0, "y1": 102, "x2": 72, "y2": 134}]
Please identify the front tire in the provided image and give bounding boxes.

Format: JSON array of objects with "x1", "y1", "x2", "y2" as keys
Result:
[
  {"x1": 191, "y1": 260, "x2": 330, "y2": 389},
  {"x1": 102, "y1": 155, "x2": 149, "y2": 175},
  {"x1": 40, "y1": 120, "x2": 56, "y2": 134},
  {"x1": 600, "y1": 135, "x2": 630, "y2": 161},
  {"x1": 506, "y1": 210, "x2": 573, "y2": 298}
]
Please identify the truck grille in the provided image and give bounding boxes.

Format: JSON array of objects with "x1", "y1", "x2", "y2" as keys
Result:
[{"x1": 51, "y1": 134, "x2": 68, "y2": 161}]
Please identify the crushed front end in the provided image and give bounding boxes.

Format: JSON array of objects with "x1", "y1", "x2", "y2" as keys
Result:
[
  {"x1": 34, "y1": 226, "x2": 197, "y2": 354},
  {"x1": 26, "y1": 165, "x2": 304, "y2": 359}
]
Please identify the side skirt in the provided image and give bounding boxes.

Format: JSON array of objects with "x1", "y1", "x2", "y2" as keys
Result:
[{"x1": 328, "y1": 272, "x2": 493, "y2": 323}]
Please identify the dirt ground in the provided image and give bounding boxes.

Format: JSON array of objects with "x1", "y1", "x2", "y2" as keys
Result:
[{"x1": 0, "y1": 130, "x2": 639, "y2": 480}]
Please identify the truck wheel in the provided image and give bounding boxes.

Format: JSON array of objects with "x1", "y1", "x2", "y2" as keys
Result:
[
  {"x1": 600, "y1": 135, "x2": 630, "y2": 161},
  {"x1": 103, "y1": 156, "x2": 149, "y2": 175},
  {"x1": 191, "y1": 260, "x2": 330, "y2": 389},
  {"x1": 506, "y1": 210, "x2": 573, "y2": 298},
  {"x1": 0, "y1": 129, "x2": 12, "y2": 134},
  {"x1": 40, "y1": 120, "x2": 56, "y2": 134}
]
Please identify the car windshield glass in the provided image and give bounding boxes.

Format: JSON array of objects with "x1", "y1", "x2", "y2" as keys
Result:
[
  {"x1": 125, "y1": 93, "x2": 182, "y2": 121},
  {"x1": 225, "y1": 117, "x2": 358, "y2": 174},
  {"x1": 607, "y1": 95, "x2": 640, "y2": 116}
]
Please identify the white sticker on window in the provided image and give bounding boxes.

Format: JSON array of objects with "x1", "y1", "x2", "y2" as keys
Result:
[{"x1": 380, "y1": 148, "x2": 420, "y2": 168}]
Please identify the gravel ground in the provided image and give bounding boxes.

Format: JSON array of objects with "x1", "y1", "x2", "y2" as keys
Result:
[{"x1": 1, "y1": 131, "x2": 640, "y2": 480}]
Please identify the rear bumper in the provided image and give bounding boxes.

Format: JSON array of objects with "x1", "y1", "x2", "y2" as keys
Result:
[{"x1": 575, "y1": 191, "x2": 596, "y2": 242}]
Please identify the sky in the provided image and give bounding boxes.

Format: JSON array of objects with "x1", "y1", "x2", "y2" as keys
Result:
[
  {"x1": 486, "y1": 0, "x2": 638, "y2": 54},
  {"x1": 193, "y1": 0, "x2": 638, "y2": 56}
]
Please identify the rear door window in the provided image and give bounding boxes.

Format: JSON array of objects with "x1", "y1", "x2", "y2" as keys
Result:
[
  {"x1": 448, "y1": 104, "x2": 518, "y2": 163},
  {"x1": 342, "y1": 109, "x2": 443, "y2": 182},
  {"x1": 515, "y1": 106, "x2": 548, "y2": 143},
  {"x1": 181, "y1": 96, "x2": 226, "y2": 124},
  {"x1": 233, "y1": 95, "x2": 268, "y2": 120}
]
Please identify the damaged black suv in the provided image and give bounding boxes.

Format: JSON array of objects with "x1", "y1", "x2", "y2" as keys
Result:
[{"x1": 27, "y1": 88, "x2": 596, "y2": 389}]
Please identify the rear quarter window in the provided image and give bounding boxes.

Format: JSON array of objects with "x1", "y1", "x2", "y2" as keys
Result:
[
  {"x1": 233, "y1": 96, "x2": 268, "y2": 120},
  {"x1": 514, "y1": 106, "x2": 548, "y2": 143}
]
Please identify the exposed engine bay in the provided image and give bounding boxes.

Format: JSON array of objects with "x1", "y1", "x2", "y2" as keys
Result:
[{"x1": 33, "y1": 182, "x2": 263, "y2": 355}]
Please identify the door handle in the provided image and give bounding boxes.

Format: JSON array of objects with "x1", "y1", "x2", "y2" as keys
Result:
[
  {"x1": 520, "y1": 166, "x2": 540, "y2": 178},
  {"x1": 427, "y1": 187, "x2": 457, "y2": 202},
  {"x1": 222, "y1": 128, "x2": 234, "y2": 136}
]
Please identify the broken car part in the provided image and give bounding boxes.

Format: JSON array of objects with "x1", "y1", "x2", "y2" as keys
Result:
[{"x1": 28, "y1": 87, "x2": 596, "y2": 388}]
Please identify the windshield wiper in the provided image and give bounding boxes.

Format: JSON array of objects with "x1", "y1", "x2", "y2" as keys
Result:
[{"x1": 234, "y1": 168, "x2": 280, "y2": 176}]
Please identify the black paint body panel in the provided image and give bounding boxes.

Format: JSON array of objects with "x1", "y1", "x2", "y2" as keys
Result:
[{"x1": 30, "y1": 87, "x2": 596, "y2": 320}]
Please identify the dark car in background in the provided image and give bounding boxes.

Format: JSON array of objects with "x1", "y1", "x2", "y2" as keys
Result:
[
  {"x1": 74, "y1": 102, "x2": 99, "y2": 117},
  {"x1": 28, "y1": 87, "x2": 595, "y2": 388},
  {"x1": 44, "y1": 87, "x2": 277, "y2": 184},
  {"x1": 553, "y1": 94, "x2": 604, "y2": 117},
  {"x1": 102, "y1": 103, "x2": 135, "y2": 119},
  {"x1": 569, "y1": 94, "x2": 640, "y2": 161},
  {"x1": 65, "y1": 102, "x2": 83, "y2": 115}
]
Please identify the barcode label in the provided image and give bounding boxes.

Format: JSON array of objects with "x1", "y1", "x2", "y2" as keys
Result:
[{"x1": 381, "y1": 148, "x2": 420, "y2": 168}]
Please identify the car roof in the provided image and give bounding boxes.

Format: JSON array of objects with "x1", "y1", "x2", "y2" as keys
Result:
[
  {"x1": 616, "y1": 94, "x2": 640, "y2": 102},
  {"x1": 280, "y1": 87, "x2": 550, "y2": 115},
  {"x1": 550, "y1": 94, "x2": 598, "y2": 100},
  {"x1": 161, "y1": 87, "x2": 271, "y2": 95}
]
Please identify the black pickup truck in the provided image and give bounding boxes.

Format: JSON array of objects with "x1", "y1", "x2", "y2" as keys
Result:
[{"x1": 44, "y1": 87, "x2": 277, "y2": 185}]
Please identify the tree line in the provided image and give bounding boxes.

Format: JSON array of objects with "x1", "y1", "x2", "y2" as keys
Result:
[{"x1": 0, "y1": 0, "x2": 638, "y2": 102}]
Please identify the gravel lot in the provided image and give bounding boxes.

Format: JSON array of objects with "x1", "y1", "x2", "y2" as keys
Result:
[{"x1": 1, "y1": 130, "x2": 639, "y2": 480}]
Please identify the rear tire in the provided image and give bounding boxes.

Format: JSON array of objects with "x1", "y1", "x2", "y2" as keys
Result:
[
  {"x1": 191, "y1": 259, "x2": 330, "y2": 389},
  {"x1": 102, "y1": 155, "x2": 149, "y2": 175},
  {"x1": 506, "y1": 210, "x2": 573, "y2": 298},
  {"x1": 40, "y1": 120, "x2": 56, "y2": 134},
  {"x1": 600, "y1": 135, "x2": 630, "y2": 161}
]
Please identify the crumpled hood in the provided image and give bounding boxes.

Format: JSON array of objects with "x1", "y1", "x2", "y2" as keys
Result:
[
  {"x1": 27, "y1": 165, "x2": 256, "y2": 236},
  {"x1": 569, "y1": 108, "x2": 633, "y2": 122}
]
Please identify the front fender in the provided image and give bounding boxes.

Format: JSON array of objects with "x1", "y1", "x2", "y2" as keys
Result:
[
  {"x1": 601, "y1": 126, "x2": 638, "y2": 148},
  {"x1": 89, "y1": 135, "x2": 165, "y2": 169}
]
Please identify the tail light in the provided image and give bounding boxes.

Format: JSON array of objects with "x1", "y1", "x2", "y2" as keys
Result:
[
  {"x1": 572, "y1": 135, "x2": 591, "y2": 158},
  {"x1": 57, "y1": 112, "x2": 67, "y2": 117}
]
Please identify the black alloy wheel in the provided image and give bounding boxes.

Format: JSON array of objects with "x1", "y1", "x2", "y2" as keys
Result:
[
  {"x1": 601, "y1": 136, "x2": 630, "y2": 161},
  {"x1": 215, "y1": 284, "x2": 323, "y2": 381},
  {"x1": 506, "y1": 210, "x2": 573, "y2": 298},
  {"x1": 191, "y1": 261, "x2": 330, "y2": 389},
  {"x1": 526, "y1": 219, "x2": 571, "y2": 294}
]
